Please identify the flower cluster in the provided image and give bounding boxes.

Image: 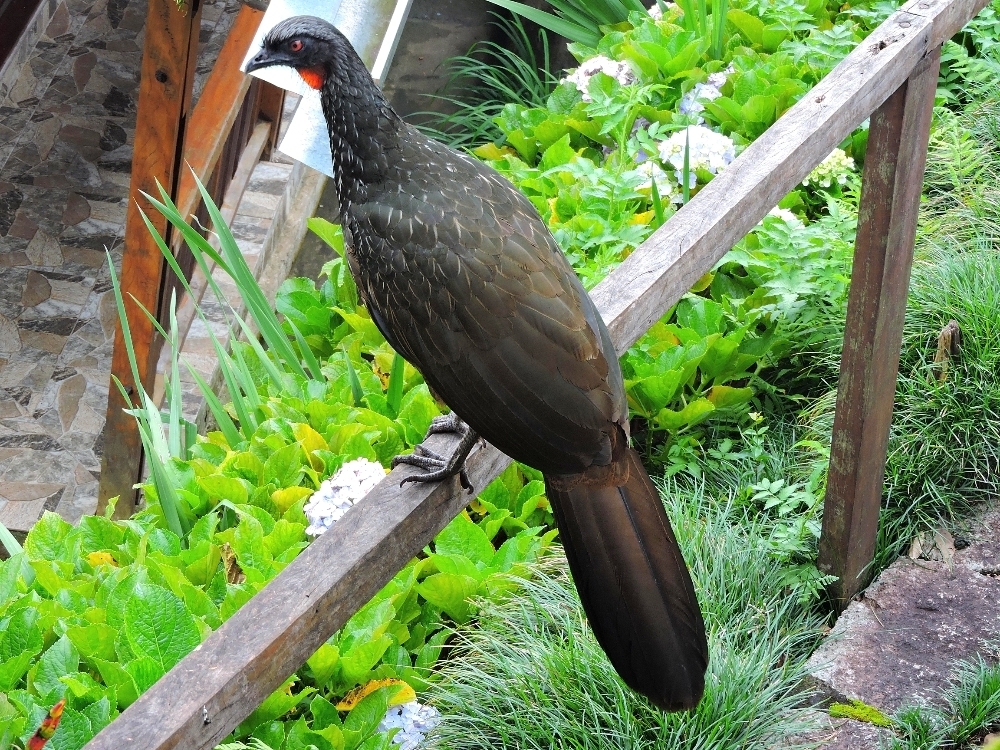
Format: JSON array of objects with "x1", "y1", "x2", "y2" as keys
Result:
[
  {"x1": 802, "y1": 148, "x2": 855, "y2": 189},
  {"x1": 563, "y1": 56, "x2": 636, "y2": 101},
  {"x1": 657, "y1": 125, "x2": 737, "y2": 188},
  {"x1": 678, "y1": 69, "x2": 730, "y2": 120},
  {"x1": 303, "y1": 458, "x2": 387, "y2": 536},
  {"x1": 378, "y1": 701, "x2": 442, "y2": 750},
  {"x1": 766, "y1": 206, "x2": 803, "y2": 225}
]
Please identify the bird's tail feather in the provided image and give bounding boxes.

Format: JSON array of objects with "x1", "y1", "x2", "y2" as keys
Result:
[{"x1": 544, "y1": 447, "x2": 708, "y2": 711}]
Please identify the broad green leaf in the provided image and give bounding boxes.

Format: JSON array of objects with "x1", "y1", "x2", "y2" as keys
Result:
[
  {"x1": 676, "y1": 296, "x2": 726, "y2": 336},
  {"x1": 343, "y1": 688, "x2": 389, "y2": 738},
  {"x1": 92, "y1": 658, "x2": 140, "y2": 708},
  {"x1": 78, "y1": 516, "x2": 124, "y2": 553},
  {"x1": 65, "y1": 623, "x2": 118, "y2": 663},
  {"x1": 707, "y1": 385, "x2": 754, "y2": 409},
  {"x1": 124, "y1": 583, "x2": 201, "y2": 673},
  {"x1": 263, "y1": 442, "x2": 306, "y2": 489},
  {"x1": 727, "y1": 8, "x2": 763, "y2": 44},
  {"x1": 656, "y1": 398, "x2": 716, "y2": 431},
  {"x1": 339, "y1": 636, "x2": 392, "y2": 688},
  {"x1": 23, "y1": 512, "x2": 74, "y2": 563},
  {"x1": 434, "y1": 514, "x2": 494, "y2": 564},
  {"x1": 417, "y1": 573, "x2": 478, "y2": 624},
  {"x1": 236, "y1": 677, "x2": 312, "y2": 738},
  {"x1": 0, "y1": 652, "x2": 33, "y2": 691},
  {"x1": 307, "y1": 643, "x2": 340, "y2": 686},
  {"x1": 125, "y1": 655, "x2": 163, "y2": 693},
  {"x1": 198, "y1": 475, "x2": 250, "y2": 505},
  {"x1": 0, "y1": 607, "x2": 42, "y2": 663},
  {"x1": 33, "y1": 636, "x2": 80, "y2": 699}
]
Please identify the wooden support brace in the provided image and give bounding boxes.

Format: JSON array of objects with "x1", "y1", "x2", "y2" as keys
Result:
[
  {"x1": 817, "y1": 46, "x2": 942, "y2": 606},
  {"x1": 97, "y1": 0, "x2": 203, "y2": 517}
]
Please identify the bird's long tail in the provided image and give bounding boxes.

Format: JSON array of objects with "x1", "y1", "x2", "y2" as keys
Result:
[{"x1": 544, "y1": 446, "x2": 708, "y2": 711}]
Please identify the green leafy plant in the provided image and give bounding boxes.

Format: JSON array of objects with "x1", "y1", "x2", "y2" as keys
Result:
[{"x1": 417, "y1": 14, "x2": 557, "y2": 149}]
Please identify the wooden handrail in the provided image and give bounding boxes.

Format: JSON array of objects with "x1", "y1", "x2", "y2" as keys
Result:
[{"x1": 85, "y1": 0, "x2": 989, "y2": 745}]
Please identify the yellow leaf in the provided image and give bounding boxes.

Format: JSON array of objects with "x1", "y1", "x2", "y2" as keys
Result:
[
  {"x1": 473, "y1": 143, "x2": 516, "y2": 161},
  {"x1": 630, "y1": 210, "x2": 655, "y2": 226},
  {"x1": 293, "y1": 423, "x2": 328, "y2": 471},
  {"x1": 272, "y1": 486, "x2": 313, "y2": 514},
  {"x1": 335, "y1": 678, "x2": 416, "y2": 710},
  {"x1": 86, "y1": 552, "x2": 117, "y2": 567},
  {"x1": 689, "y1": 271, "x2": 715, "y2": 293}
]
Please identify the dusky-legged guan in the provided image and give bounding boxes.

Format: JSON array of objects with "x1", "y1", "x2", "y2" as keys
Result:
[{"x1": 246, "y1": 17, "x2": 708, "y2": 710}]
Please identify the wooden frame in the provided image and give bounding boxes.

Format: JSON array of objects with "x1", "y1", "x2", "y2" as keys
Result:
[
  {"x1": 97, "y1": 0, "x2": 204, "y2": 518},
  {"x1": 817, "y1": 48, "x2": 942, "y2": 605},
  {"x1": 97, "y1": 3, "x2": 264, "y2": 516},
  {"x1": 84, "y1": 0, "x2": 989, "y2": 744}
]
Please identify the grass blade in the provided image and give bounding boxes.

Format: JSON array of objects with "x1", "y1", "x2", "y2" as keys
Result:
[
  {"x1": 183, "y1": 361, "x2": 244, "y2": 448},
  {"x1": 387, "y1": 353, "x2": 405, "y2": 416},
  {"x1": 683, "y1": 126, "x2": 692, "y2": 204},
  {"x1": 484, "y1": 0, "x2": 600, "y2": 46},
  {"x1": 287, "y1": 318, "x2": 323, "y2": 382},
  {"x1": 0, "y1": 522, "x2": 23, "y2": 556},
  {"x1": 342, "y1": 350, "x2": 364, "y2": 407},
  {"x1": 651, "y1": 177, "x2": 666, "y2": 228}
]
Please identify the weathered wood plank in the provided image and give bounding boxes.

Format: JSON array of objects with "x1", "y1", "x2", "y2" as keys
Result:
[
  {"x1": 174, "y1": 3, "x2": 264, "y2": 229},
  {"x1": 817, "y1": 48, "x2": 942, "y2": 606},
  {"x1": 97, "y1": 0, "x2": 203, "y2": 516},
  {"x1": 588, "y1": 0, "x2": 989, "y2": 355},
  {"x1": 86, "y1": 0, "x2": 986, "y2": 745}
]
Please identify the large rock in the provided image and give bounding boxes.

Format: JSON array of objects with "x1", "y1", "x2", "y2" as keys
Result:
[{"x1": 807, "y1": 507, "x2": 1000, "y2": 712}]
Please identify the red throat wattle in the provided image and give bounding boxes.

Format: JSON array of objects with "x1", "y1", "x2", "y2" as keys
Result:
[{"x1": 298, "y1": 66, "x2": 325, "y2": 90}]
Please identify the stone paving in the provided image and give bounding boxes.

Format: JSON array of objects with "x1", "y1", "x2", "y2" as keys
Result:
[{"x1": 0, "y1": 0, "x2": 242, "y2": 529}]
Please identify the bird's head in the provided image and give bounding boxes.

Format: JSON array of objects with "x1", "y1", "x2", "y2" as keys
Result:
[{"x1": 245, "y1": 16, "x2": 350, "y2": 91}]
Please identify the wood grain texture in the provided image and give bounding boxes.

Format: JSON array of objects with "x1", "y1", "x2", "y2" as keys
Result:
[
  {"x1": 97, "y1": 0, "x2": 202, "y2": 517},
  {"x1": 85, "y1": 0, "x2": 986, "y2": 744},
  {"x1": 817, "y1": 48, "x2": 942, "y2": 606},
  {"x1": 174, "y1": 3, "x2": 264, "y2": 230},
  {"x1": 589, "y1": 0, "x2": 989, "y2": 355}
]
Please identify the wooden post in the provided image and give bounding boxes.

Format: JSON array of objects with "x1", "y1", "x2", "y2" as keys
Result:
[
  {"x1": 97, "y1": 0, "x2": 203, "y2": 516},
  {"x1": 817, "y1": 47, "x2": 942, "y2": 606}
]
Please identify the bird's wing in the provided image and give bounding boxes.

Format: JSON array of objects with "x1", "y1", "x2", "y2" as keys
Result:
[{"x1": 347, "y1": 131, "x2": 626, "y2": 473}]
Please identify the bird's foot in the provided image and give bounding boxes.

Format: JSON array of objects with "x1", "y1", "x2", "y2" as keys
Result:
[{"x1": 391, "y1": 414, "x2": 479, "y2": 494}]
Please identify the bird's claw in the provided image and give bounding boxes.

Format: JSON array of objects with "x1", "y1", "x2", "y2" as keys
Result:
[{"x1": 391, "y1": 413, "x2": 478, "y2": 494}]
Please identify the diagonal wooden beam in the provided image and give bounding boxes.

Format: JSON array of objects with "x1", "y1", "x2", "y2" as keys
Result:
[
  {"x1": 818, "y1": 47, "x2": 943, "y2": 606},
  {"x1": 98, "y1": 0, "x2": 203, "y2": 517},
  {"x1": 173, "y1": 3, "x2": 264, "y2": 229}
]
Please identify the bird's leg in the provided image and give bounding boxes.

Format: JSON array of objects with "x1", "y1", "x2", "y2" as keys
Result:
[{"x1": 391, "y1": 413, "x2": 479, "y2": 493}]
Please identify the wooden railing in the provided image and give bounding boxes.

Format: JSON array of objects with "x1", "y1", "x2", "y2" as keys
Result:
[{"x1": 86, "y1": 0, "x2": 989, "y2": 745}]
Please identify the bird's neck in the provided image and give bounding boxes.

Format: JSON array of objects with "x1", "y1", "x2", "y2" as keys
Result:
[{"x1": 319, "y1": 65, "x2": 401, "y2": 210}]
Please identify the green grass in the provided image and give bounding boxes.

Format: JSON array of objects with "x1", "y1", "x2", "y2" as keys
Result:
[
  {"x1": 768, "y1": 95, "x2": 1000, "y2": 573},
  {"x1": 413, "y1": 13, "x2": 556, "y2": 149},
  {"x1": 426, "y1": 482, "x2": 826, "y2": 749},
  {"x1": 887, "y1": 657, "x2": 1000, "y2": 750}
]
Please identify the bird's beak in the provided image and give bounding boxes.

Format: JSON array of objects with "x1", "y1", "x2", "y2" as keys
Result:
[{"x1": 245, "y1": 48, "x2": 292, "y2": 74}]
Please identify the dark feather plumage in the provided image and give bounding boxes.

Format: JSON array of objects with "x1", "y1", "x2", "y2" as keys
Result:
[{"x1": 247, "y1": 16, "x2": 709, "y2": 710}]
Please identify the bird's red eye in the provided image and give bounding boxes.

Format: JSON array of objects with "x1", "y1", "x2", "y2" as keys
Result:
[{"x1": 289, "y1": 39, "x2": 303, "y2": 52}]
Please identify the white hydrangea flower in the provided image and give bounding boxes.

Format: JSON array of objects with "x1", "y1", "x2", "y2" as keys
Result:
[
  {"x1": 563, "y1": 56, "x2": 636, "y2": 102},
  {"x1": 303, "y1": 457, "x2": 387, "y2": 536},
  {"x1": 634, "y1": 160, "x2": 675, "y2": 198},
  {"x1": 648, "y1": 1, "x2": 668, "y2": 19},
  {"x1": 802, "y1": 148, "x2": 855, "y2": 189},
  {"x1": 657, "y1": 125, "x2": 736, "y2": 187},
  {"x1": 678, "y1": 67, "x2": 731, "y2": 121},
  {"x1": 378, "y1": 701, "x2": 441, "y2": 750},
  {"x1": 765, "y1": 206, "x2": 803, "y2": 225}
]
